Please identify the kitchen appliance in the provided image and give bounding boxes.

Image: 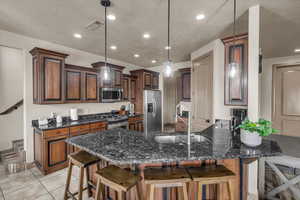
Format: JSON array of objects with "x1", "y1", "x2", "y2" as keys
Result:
[
  {"x1": 100, "y1": 88, "x2": 123, "y2": 102},
  {"x1": 70, "y1": 108, "x2": 78, "y2": 121},
  {"x1": 230, "y1": 108, "x2": 247, "y2": 132},
  {"x1": 144, "y1": 90, "x2": 162, "y2": 133}
]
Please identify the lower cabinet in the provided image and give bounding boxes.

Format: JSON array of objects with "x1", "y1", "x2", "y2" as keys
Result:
[
  {"x1": 128, "y1": 116, "x2": 144, "y2": 132},
  {"x1": 34, "y1": 122, "x2": 107, "y2": 175}
]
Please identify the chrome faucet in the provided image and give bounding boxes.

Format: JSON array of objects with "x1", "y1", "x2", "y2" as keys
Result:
[{"x1": 177, "y1": 111, "x2": 191, "y2": 145}]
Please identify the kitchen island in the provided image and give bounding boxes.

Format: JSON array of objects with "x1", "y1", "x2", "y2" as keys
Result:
[{"x1": 66, "y1": 126, "x2": 281, "y2": 200}]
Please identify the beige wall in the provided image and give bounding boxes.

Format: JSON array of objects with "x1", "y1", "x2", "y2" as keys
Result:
[
  {"x1": 0, "y1": 46, "x2": 24, "y2": 150},
  {"x1": 0, "y1": 29, "x2": 143, "y2": 162},
  {"x1": 149, "y1": 61, "x2": 191, "y2": 127},
  {"x1": 260, "y1": 55, "x2": 300, "y2": 121},
  {"x1": 191, "y1": 39, "x2": 247, "y2": 121}
]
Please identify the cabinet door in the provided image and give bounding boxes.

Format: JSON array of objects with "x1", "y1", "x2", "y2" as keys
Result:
[
  {"x1": 144, "y1": 72, "x2": 152, "y2": 89},
  {"x1": 123, "y1": 77, "x2": 130, "y2": 101},
  {"x1": 43, "y1": 57, "x2": 64, "y2": 102},
  {"x1": 129, "y1": 123, "x2": 136, "y2": 131},
  {"x1": 136, "y1": 121, "x2": 144, "y2": 132},
  {"x1": 114, "y1": 70, "x2": 122, "y2": 87},
  {"x1": 85, "y1": 73, "x2": 98, "y2": 101},
  {"x1": 152, "y1": 74, "x2": 159, "y2": 89},
  {"x1": 65, "y1": 70, "x2": 81, "y2": 101},
  {"x1": 182, "y1": 72, "x2": 191, "y2": 101},
  {"x1": 47, "y1": 137, "x2": 68, "y2": 167},
  {"x1": 130, "y1": 79, "x2": 137, "y2": 101}
]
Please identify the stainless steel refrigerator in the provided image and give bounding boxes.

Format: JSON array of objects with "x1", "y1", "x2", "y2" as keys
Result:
[{"x1": 144, "y1": 90, "x2": 162, "y2": 133}]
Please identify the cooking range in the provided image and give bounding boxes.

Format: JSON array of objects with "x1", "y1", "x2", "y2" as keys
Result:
[{"x1": 79, "y1": 113, "x2": 128, "y2": 129}]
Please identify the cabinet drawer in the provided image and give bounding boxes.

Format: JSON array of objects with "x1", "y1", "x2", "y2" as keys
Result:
[
  {"x1": 70, "y1": 124, "x2": 90, "y2": 136},
  {"x1": 90, "y1": 122, "x2": 107, "y2": 130},
  {"x1": 44, "y1": 128, "x2": 69, "y2": 139},
  {"x1": 128, "y1": 116, "x2": 143, "y2": 123}
]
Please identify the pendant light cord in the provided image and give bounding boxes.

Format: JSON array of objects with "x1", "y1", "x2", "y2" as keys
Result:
[
  {"x1": 233, "y1": 0, "x2": 237, "y2": 62},
  {"x1": 104, "y1": 6, "x2": 108, "y2": 67},
  {"x1": 167, "y1": 0, "x2": 170, "y2": 61}
]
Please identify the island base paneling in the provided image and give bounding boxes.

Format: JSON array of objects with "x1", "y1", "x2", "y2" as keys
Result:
[{"x1": 87, "y1": 159, "x2": 241, "y2": 200}]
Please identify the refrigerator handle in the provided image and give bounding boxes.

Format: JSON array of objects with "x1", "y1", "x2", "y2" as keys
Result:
[{"x1": 153, "y1": 98, "x2": 157, "y2": 117}]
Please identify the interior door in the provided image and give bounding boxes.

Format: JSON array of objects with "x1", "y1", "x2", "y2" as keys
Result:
[
  {"x1": 191, "y1": 54, "x2": 213, "y2": 132},
  {"x1": 273, "y1": 65, "x2": 300, "y2": 137}
]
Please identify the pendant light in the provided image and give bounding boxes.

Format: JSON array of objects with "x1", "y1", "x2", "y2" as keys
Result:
[
  {"x1": 163, "y1": 0, "x2": 174, "y2": 77},
  {"x1": 229, "y1": 0, "x2": 238, "y2": 78},
  {"x1": 101, "y1": 0, "x2": 111, "y2": 81}
]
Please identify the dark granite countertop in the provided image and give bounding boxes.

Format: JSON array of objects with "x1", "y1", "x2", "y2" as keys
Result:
[
  {"x1": 66, "y1": 126, "x2": 282, "y2": 165},
  {"x1": 33, "y1": 118, "x2": 108, "y2": 131}
]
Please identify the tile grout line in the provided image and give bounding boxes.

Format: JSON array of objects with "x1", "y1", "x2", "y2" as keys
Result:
[{"x1": 29, "y1": 168, "x2": 56, "y2": 200}]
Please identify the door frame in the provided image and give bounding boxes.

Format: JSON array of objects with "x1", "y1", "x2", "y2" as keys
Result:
[
  {"x1": 272, "y1": 63, "x2": 300, "y2": 131},
  {"x1": 191, "y1": 51, "x2": 214, "y2": 126}
]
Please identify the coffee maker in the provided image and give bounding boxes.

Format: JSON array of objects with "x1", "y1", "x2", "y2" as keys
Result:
[{"x1": 231, "y1": 108, "x2": 247, "y2": 132}]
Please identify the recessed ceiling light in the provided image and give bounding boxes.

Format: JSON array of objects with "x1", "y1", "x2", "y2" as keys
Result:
[
  {"x1": 107, "y1": 14, "x2": 116, "y2": 21},
  {"x1": 134, "y1": 54, "x2": 140, "y2": 58},
  {"x1": 73, "y1": 33, "x2": 82, "y2": 39},
  {"x1": 165, "y1": 46, "x2": 171, "y2": 50},
  {"x1": 295, "y1": 49, "x2": 300, "y2": 53},
  {"x1": 152, "y1": 60, "x2": 157, "y2": 64},
  {"x1": 110, "y1": 45, "x2": 117, "y2": 50},
  {"x1": 143, "y1": 33, "x2": 151, "y2": 39},
  {"x1": 196, "y1": 14, "x2": 205, "y2": 21}
]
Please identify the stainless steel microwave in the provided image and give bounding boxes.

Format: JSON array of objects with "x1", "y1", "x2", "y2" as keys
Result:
[{"x1": 100, "y1": 88, "x2": 123, "y2": 102}]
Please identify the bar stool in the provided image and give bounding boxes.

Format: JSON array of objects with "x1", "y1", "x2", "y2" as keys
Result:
[
  {"x1": 64, "y1": 151, "x2": 101, "y2": 200},
  {"x1": 94, "y1": 165, "x2": 141, "y2": 200},
  {"x1": 144, "y1": 167, "x2": 191, "y2": 200},
  {"x1": 186, "y1": 165, "x2": 236, "y2": 200}
]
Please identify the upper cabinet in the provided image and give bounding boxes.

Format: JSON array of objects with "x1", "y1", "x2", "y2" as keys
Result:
[
  {"x1": 91, "y1": 62, "x2": 125, "y2": 89},
  {"x1": 130, "y1": 69, "x2": 160, "y2": 90},
  {"x1": 30, "y1": 48, "x2": 69, "y2": 104},
  {"x1": 65, "y1": 64, "x2": 98, "y2": 103},
  {"x1": 222, "y1": 33, "x2": 248, "y2": 106},
  {"x1": 178, "y1": 68, "x2": 191, "y2": 102},
  {"x1": 122, "y1": 74, "x2": 137, "y2": 102}
]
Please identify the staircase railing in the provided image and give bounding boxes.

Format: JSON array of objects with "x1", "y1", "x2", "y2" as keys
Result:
[{"x1": 0, "y1": 99, "x2": 24, "y2": 115}]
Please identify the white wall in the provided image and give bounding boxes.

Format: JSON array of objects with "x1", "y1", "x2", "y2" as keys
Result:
[
  {"x1": 260, "y1": 55, "x2": 300, "y2": 121},
  {"x1": 191, "y1": 39, "x2": 247, "y2": 121},
  {"x1": 0, "y1": 29, "x2": 143, "y2": 162},
  {"x1": 0, "y1": 46, "x2": 24, "y2": 150}
]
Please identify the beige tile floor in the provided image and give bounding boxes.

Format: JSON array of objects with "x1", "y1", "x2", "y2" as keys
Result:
[{"x1": 0, "y1": 163, "x2": 92, "y2": 200}]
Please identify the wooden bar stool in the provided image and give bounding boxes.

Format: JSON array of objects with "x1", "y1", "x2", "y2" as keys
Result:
[
  {"x1": 64, "y1": 150, "x2": 101, "y2": 200},
  {"x1": 94, "y1": 165, "x2": 142, "y2": 200},
  {"x1": 144, "y1": 167, "x2": 191, "y2": 200},
  {"x1": 186, "y1": 165, "x2": 236, "y2": 200}
]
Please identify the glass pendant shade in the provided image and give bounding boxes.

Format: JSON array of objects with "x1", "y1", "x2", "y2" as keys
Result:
[
  {"x1": 100, "y1": 65, "x2": 111, "y2": 81},
  {"x1": 163, "y1": 61, "x2": 174, "y2": 77},
  {"x1": 229, "y1": 62, "x2": 239, "y2": 78}
]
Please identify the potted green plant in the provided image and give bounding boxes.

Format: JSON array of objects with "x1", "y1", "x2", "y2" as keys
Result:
[{"x1": 239, "y1": 119, "x2": 279, "y2": 147}]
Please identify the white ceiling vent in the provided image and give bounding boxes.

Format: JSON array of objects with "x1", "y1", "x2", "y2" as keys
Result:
[{"x1": 85, "y1": 20, "x2": 104, "y2": 31}]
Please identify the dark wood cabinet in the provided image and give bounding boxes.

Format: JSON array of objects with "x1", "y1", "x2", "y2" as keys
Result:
[
  {"x1": 130, "y1": 77, "x2": 137, "y2": 101},
  {"x1": 130, "y1": 69, "x2": 160, "y2": 114},
  {"x1": 91, "y1": 62, "x2": 125, "y2": 89},
  {"x1": 178, "y1": 68, "x2": 191, "y2": 101},
  {"x1": 122, "y1": 75, "x2": 130, "y2": 101},
  {"x1": 144, "y1": 72, "x2": 152, "y2": 89},
  {"x1": 65, "y1": 64, "x2": 98, "y2": 103},
  {"x1": 65, "y1": 70, "x2": 81, "y2": 102},
  {"x1": 152, "y1": 74, "x2": 159, "y2": 89},
  {"x1": 128, "y1": 116, "x2": 143, "y2": 132},
  {"x1": 85, "y1": 73, "x2": 98, "y2": 101},
  {"x1": 30, "y1": 48, "x2": 68, "y2": 104},
  {"x1": 34, "y1": 122, "x2": 107, "y2": 175},
  {"x1": 222, "y1": 33, "x2": 248, "y2": 106}
]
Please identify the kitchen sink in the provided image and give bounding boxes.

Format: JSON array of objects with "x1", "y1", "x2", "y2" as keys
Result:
[{"x1": 154, "y1": 134, "x2": 209, "y2": 144}]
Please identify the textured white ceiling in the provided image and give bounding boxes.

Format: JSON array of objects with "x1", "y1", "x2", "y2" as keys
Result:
[{"x1": 0, "y1": 0, "x2": 299, "y2": 67}]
